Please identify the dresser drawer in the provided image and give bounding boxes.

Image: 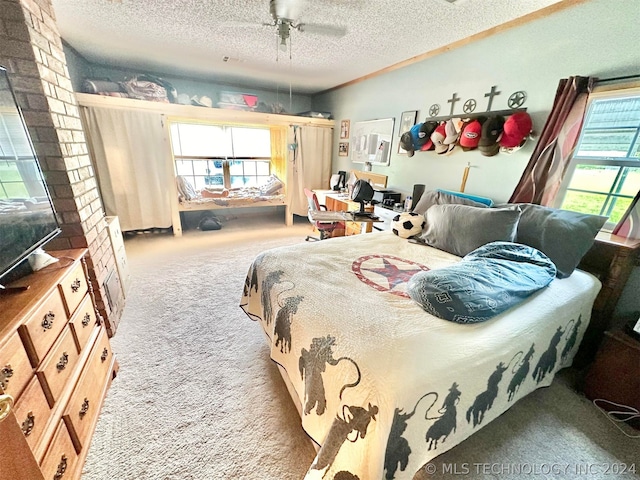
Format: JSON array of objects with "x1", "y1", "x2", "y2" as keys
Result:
[
  {"x1": 0, "y1": 331, "x2": 33, "y2": 400},
  {"x1": 19, "y1": 289, "x2": 68, "y2": 367},
  {"x1": 14, "y1": 375, "x2": 53, "y2": 456},
  {"x1": 36, "y1": 328, "x2": 80, "y2": 408},
  {"x1": 68, "y1": 294, "x2": 97, "y2": 353},
  {"x1": 59, "y1": 261, "x2": 88, "y2": 317},
  {"x1": 40, "y1": 419, "x2": 78, "y2": 480},
  {"x1": 63, "y1": 328, "x2": 113, "y2": 452}
]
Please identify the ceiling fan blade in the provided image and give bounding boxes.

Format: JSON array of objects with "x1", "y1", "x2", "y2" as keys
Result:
[
  {"x1": 219, "y1": 20, "x2": 272, "y2": 29},
  {"x1": 297, "y1": 23, "x2": 346, "y2": 37}
]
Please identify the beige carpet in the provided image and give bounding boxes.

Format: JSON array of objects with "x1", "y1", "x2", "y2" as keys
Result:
[{"x1": 81, "y1": 214, "x2": 639, "y2": 480}]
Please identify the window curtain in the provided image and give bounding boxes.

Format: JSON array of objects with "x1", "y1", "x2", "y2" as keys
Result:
[
  {"x1": 288, "y1": 125, "x2": 333, "y2": 216},
  {"x1": 80, "y1": 106, "x2": 173, "y2": 231},
  {"x1": 269, "y1": 126, "x2": 287, "y2": 186},
  {"x1": 509, "y1": 76, "x2": 595, "y2": 205}
]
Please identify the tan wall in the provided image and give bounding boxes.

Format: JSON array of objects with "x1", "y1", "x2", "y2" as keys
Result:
[{"x1": 0, "y1": 0, "x2": 122, "y2": 335}]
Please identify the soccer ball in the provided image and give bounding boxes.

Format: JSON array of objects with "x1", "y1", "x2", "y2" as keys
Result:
[{"x1": 392, "y1": 212, "x2": 425, "y2": 238}]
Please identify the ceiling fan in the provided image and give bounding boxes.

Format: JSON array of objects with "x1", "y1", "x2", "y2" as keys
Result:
[{"x1": 264, "y1": 0, "x2": 347, "y2": 51}]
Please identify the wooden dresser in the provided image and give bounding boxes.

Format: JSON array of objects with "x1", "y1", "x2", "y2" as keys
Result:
[{"x1": 0, "y1": 249, "x2": 118, "y2": 480}]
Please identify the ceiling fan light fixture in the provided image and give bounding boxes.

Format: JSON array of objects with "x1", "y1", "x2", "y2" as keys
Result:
[{"x1": 279, "y1": 36, "x2": 288, "y2": 52}]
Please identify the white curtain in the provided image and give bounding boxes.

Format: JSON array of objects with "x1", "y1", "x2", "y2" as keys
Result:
[
  {"x1": 288, "y1": 125, "x2": 333, "y2": 216},
  {"x1": 80, "y1": 106, "x2": 173, "y2": 231}
]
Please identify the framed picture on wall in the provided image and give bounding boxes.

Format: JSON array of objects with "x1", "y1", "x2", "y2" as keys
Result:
[
  {"x1": 398, "y1": 111, "x2": 417, "y2": 154},
  {"x1": 338, "y1": 142, "x2": 349, "y2": 157},
  {"x1": 340, "y1": 120, "x2": 350, "y2": 139},
  {"x1": 399, "y1": 111, "x2": 417, "y2": 135}
]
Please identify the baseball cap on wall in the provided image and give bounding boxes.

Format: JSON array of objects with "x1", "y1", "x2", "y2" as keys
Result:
[
  {"x1": 459, "y1": 119, "x2": 483, "y2": 150},
  {"x1": 431, "y1": 123, "x2": 449, "y2": 154},
  {"x1": 499, "y1": 112, "x2": 533, "y2": 148},
  {"x1": 478, "y1": 115, "x2": 505, "y2": 157},
  {"x1": 400, "y1": 122, "x2": 438, "y2": 157}
]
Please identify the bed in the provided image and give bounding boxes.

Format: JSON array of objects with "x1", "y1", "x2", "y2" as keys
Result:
[{"x1": 239, "y1": 198, "x2": 606, "y2": 480}]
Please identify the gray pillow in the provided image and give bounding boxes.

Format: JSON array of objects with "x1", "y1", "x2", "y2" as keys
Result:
[
  {"x1": 508, "y1": 203, "x2": 607, "y2": 278},
  {"x1": 421, "y1": 204, "x2": 521, "y2": 257},
  {"x1": 412, "y1": 190, "x2": 488, "y2": 215}
]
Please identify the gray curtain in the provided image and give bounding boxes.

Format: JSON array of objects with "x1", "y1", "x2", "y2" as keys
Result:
[
  {"x1": 288, "y1": 125, "x2": 333, "y2": 216},
  {"x1": 80, "y1": 106, "x2": 173, "y2": 231}
]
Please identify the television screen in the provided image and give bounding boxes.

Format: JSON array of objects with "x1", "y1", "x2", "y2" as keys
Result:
[{"x1": 0, "y1": 66, "x2": 61, "y2": 286}]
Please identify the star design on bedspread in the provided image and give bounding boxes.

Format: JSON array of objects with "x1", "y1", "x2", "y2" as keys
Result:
[
  {"x1": 363, "y1": 258, "x2": 423, "y2": 289},
  {"x1": 352, "y1": 255, "x2": 430, "y2": 297}
]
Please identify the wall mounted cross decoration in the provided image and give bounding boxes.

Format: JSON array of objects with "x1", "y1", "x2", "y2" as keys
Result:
[
  {"x1": 484, "y1": 85, "x2": 501, "y2": 111},
  {"x1": 447, "y1": 92, "x2": 461, "y2": 116}
]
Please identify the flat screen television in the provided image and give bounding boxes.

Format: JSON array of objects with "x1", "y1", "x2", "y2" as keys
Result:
[{"x1": 0, "y1": 65, "x2": 61, "y2": 289}]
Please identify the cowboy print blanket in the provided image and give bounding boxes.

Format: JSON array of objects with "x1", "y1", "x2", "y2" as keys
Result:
[{"x1": 240, "y1": 232, "x2": 601, "y2": 480}]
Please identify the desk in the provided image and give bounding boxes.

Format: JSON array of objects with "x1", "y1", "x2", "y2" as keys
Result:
[
  {"x1": 321, "y1": 193, "x2": 375, "y2": 235},
  {"x1": 309, "y1": 210, "x2": 380, "y2": 223}
]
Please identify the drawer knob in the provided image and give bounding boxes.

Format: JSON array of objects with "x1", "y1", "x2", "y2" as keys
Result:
[
  {"x1": 21, "y1": 411, "x2": 35, "y2": 436},
  {"x1": 53, "y1": 455, "x2": 67, "y2": 480},
  {"x1": 82, "y1": 313, "x2": 91, "y2": 327},
  {"x1": 79, "y1": 398, "x2": 90, "y2": 419},
  {"x1": 0, "y1": 394, "x2": 14, "y2": 423},
  {"x1": 56, "y1": 352, "x2": 69, "y2": 371},
  {"x1": 0, "y1": 364, "x2": 13, "y2": 389},
  {"x1": 101, "y1": 348, "x2": 108, "y2": 362},
  {"x1": 71, "y1": 278, "x2": 82, "y2": 292},
  {"x1": 42, "y1": 311, "x2": 55, "y2": 330}
]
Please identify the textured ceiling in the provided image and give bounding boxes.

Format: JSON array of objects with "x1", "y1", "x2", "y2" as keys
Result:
[{"x1": 51, "y1": 0, "x2": 566, "y2": 94}]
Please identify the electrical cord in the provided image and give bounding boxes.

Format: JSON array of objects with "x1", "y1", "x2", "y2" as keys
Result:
[{"x1": 593, "y1": 399, "x2": 640, "y2": 439}]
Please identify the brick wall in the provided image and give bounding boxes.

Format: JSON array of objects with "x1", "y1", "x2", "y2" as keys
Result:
[{"x1": 0, "y1": 0, "x2": 122, "y2": 335}]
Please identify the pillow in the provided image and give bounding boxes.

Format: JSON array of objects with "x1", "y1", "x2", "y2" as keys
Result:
[
  {"x1": 259, "y1": 174, "x2": 284, "y2": 195},
  {"x1": 420, "y1": 204, "x2": 521, "y2": 257},
  {"x1": 412, "y1": 190, "x2": 488, "y2": 215},
  {"x1": 176, "y1": 175, "x2": 197, "y2": 201},
  {"x1": 408, "y1": 242, "x2": 557, "y2": 323},
  {"x1": 507, "y1": 203, "x2": 607, "y2": 278},
  {"x1": 436, "y1": 189, "x2": 494, "y2": 207}
]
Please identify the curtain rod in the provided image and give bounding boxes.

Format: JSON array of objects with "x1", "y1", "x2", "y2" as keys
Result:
[{"x1": 596, "y1": 74, "x2": 640, "y2": 84}]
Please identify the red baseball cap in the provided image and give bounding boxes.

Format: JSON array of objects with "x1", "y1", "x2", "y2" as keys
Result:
[
  {"x1": 431, "y1": 123, "x2": 448, "y2": 154},
  {"x1": 500, "y1": 112, "x2": 532, "y2": 148},
  {"x1": 459, "y1": 119, "x2": 482, "y2": 150}
]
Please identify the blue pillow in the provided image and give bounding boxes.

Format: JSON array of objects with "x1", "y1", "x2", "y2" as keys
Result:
[
  {"x1": 436, "y1": 189, "x2": 494, "y2": 207},
  {"x1": 408, "y1": 242, "x2": 556, "y2": 323}
]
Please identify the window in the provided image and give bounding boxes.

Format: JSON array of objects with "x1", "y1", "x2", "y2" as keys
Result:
[
  {"x1": 0, "y1": 110, "x2": 44, "y2": 199},
  {"x1": 557, "y1": 87, "x2": 640, "y2": 230},
  {"x1": 170, "y1": 122, "x2": 271, "y2": 190}
]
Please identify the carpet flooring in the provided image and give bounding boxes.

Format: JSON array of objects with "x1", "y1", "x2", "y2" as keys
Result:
[{"x1": 81, "y1": 214, "x2": 639, "y2": 480}]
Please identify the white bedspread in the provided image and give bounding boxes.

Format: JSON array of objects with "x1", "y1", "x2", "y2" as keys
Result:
[{"x1": 240, "y1": 232, "x2": 601, "y2": 480}]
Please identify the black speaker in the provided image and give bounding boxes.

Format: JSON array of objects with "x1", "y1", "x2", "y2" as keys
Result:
[{"x1": 412, "y1": 184, "x2": 426, "y2": 209}]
